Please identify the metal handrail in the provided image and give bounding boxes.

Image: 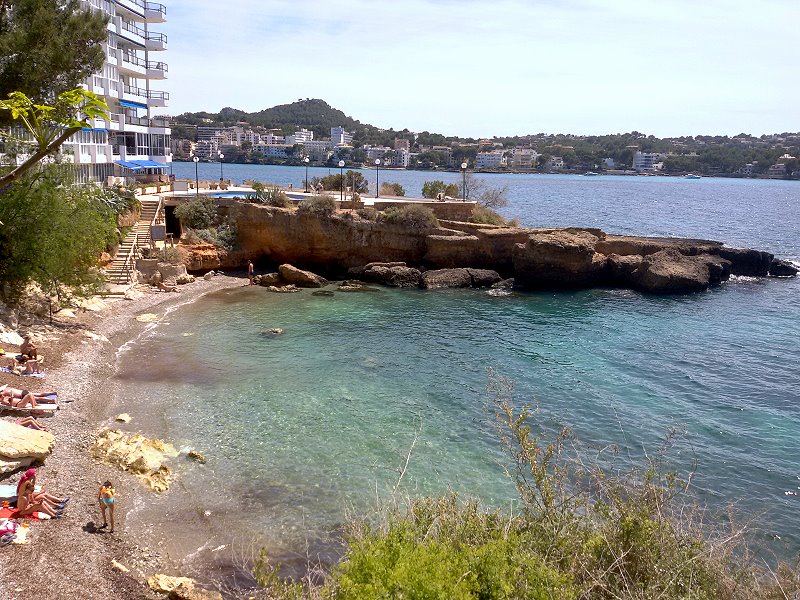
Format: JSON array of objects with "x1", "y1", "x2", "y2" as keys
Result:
[
  {"x1": 120, "y1": 19, "x2": 146, "y2": 38},
  {"x1": 147, "y1": 61, "x2": 168, "y2": 72},
  {"x1": 145, "y1": 1, "x2": 166, "y2": 15},
  {"x1": 121, "y1": 53, "x2": 147, "y2": 68},
  {"x1": 120, "y1": 232, "x2": 139, "y2": 285},
  {"x1": 123, "y1": 83, "x2": 147, "y2": 97},
  {"x1": 146, "y1": 32, "x2": 168, "y2": 43},
  {"x1": 146, "y1": 90, "x2": 170, "y2": 100}
]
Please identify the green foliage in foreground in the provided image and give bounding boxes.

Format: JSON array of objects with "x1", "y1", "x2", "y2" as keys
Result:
[
  {"x1": 377, "y1": 205, "x2": 439, "y2": 230},
  {"x1": 469, "y1": 205, "x2": 519, "y2": 227},
  {"x1": 251, "y1": 182, "x2": 290, "y2": 207},
  {"x1": 254, "y1": 374, "x2": 800, "y2": 599},
  {"x1": 0, "y1": 165, "x2": 117, "y2": 301},
  {"x1": 175, "y1": 197, "x2": 216, "y2": 230},
  {"x1": 297, "y1": 194, "x2": 336, "y2": 217}
]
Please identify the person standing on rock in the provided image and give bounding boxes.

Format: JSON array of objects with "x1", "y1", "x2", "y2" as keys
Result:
[
  {"x1": 248, "y1": 260, "x2": 255, "y2": 285},
  {"x1": 98, "y1": 481, "x2": 116, "y2": 533}
]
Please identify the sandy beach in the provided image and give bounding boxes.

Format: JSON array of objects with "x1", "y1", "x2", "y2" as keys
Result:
[{"x1": 0, "y1": 275, "x2": 245, "y2": 600}]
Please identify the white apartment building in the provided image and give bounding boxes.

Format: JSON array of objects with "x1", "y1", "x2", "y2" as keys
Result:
[
  {"x1": 389, "y1": 149, "x2": 410, "y2": 168},
  {"x1": 475, "y1": 150, "x2": 505, "y2": 169},
  {"x1": 548, "y1": 156, "x2": 565, "y2": 170},
  {"x1": 286, "y1": 128, "x2": 314, "y2": 145},
  {"x1": 252, "y1": 144, "x2": 290, "y2": 159},
  {"x1": 331, "y1": 126, "x2": 354, "y2": 146},
  {"x1": 302, "y1": 140, "x2": 332, "y2": 162},
  {"x1": 632, "y1": 151, "x2": 665, "y2": 172},
  {"x1": 69, "y1": 0, "x2": 171, "y2": 183}
]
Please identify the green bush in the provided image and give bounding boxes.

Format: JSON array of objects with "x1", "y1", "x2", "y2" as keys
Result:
[
  {"x1": 469, "y1": 205, "x2": 518, "y2": 226},
  {"x1": 378, "y1": 204, "x2": 439, "y2": 229},
  {"x1": 422, "y1": 180, "x2": 459, "y2": 199},
  {"x1": 175, "y1": 197, "x2": 216, "y2": 229},
  {"x1": 380, "y1": 182, "x2": 405, "y2": 196},
  {"x1": 252, "y1": 182, "x2": 289, "y2": 207},
  {"x1": 311, "y1": 171, "x2": 369, "y2": 194},
  {"x1": 297, "y1": 194, "x2": 336, "y2": 217}
]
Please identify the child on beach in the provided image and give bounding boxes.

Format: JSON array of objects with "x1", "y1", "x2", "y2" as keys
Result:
[{"x1": 98, "y1": 481, "x2": 116, "y2": 533}]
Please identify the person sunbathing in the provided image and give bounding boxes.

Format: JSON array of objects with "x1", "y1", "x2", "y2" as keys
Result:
[
  {"x1": 0, "y1": 393, "x2": 38, "y2": 409},
  {"x1": 18, "y1": 471, "x2": 68, "y2": 511},
  {"x1": 157, "y1": 281, "x2": 180, "y2": 292},
  {"x1": 16, "y1": 416, "x2": 47, "y2": 431},
  {"x1": 0, "y1": 384, "x2": 57, "y2": 401}
]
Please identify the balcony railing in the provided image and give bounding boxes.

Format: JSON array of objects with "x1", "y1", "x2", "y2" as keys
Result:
[
  {"x1": 150, "y1": 117, "x2": 170, "y2": 128},
  {"x1": 147, "y1": 61, "x2": 168, "y2": 72},
  {"x1": 146, "y1": 32, "x2": 168, "y2": 43},
  {"x1": 123, "y1": 83, "x2": 147, "y2": 97},
  {"x1": 145, "y1": 2, "x2": 166, "y2": 16},
  {"x1": 109, "y1": 113, "x2": 170, "y2": 128},
  {"x1": 147, "y1": 90, "x2": 170, "y2": 101},
  {"x1": 120, "y1": 19, "x2": 146, "y2": 39},
  {"x1": 121, "y1": 53, "x2": 147, "y2": 68}
]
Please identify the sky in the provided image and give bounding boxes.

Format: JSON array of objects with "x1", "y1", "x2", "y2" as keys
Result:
[{"x1": 162, "y1": 0, "x2": 799, "y2": 138}]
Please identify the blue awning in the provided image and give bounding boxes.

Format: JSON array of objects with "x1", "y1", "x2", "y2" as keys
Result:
[
  {"x1": 119, "y1": 100, "x2": 147, "y2": 109},
  {"x1": 132, "y1": 160, "x2": 168, "y2": 169},
  {"x1": 115, "y1": 160, "x2": 144, "y2": 171}
]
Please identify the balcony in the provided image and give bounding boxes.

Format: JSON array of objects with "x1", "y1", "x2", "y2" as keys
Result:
[
  {"x1": 119, "y1": 53, "x2": 147, "y2": 76},
  {"x1": 118, "y1": 19, "x2": 146, "y2": 46},
  {"x1": 146, "y1": 90, "x2": 170, "y2": 108},
  {"x1": 150, "y1": 116, "x2": 171, "y2": 129},
  {"x1": 114, "y1": 0, "x2": 145, "y2": 20},
  {"x1": 122, "y1": 83, "x2": 148, "y2": 102},
  {"x1": 146, "y1": 60, "x2": 168, "y2": 80},
  {"x1": 144, "y1": 2, "x2": 166, "y2": 23},
  {"x1": 145, "y1": 32, "x2": 167, "y2": 51}
]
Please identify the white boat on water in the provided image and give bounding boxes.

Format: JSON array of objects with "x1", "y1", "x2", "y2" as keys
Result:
[
  {"x1": 685, "y1": 173, "x2": 702, "y2": 179},
  {"x1": 583, "y1": 171, "x2": 600, "y2": 176}
]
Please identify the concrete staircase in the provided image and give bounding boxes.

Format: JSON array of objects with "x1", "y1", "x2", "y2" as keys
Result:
[{"x1": 105, "y1": 198, "x2": 161, "y2": 286}]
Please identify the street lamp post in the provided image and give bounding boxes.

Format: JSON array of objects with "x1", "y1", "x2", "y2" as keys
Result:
[
  {"x1": 304, "y1": 156, "x2": 310, "y2": 193},
  {"x1": 193, "y1": 155, "x2": 200, "y2": 198},
  {"x1": 338, "y1": 159, "x2": 345, "y2": 204},
  {"x1": 374, "y1": 159, "x2": 381, "y2": 198},
  {"x1": 461, "y1": 161, "x2": 468, "y2": 202},
  {"x1": 218, "y1": 152, "x2": 225, "y2": 182}
]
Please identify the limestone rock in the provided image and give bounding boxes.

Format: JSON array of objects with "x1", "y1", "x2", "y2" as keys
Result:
[
  {"x1": 606, "y1": 254, "x2": 644, "y2": 283},
  {"x1": 187, "y1": 450, "x2": 206, "y2": 464},
  {"x1": 337, "y1": 280, "x2": 381, "y2": 292},
  {"x1": 0, "y1": 331, "x2": 23, "y2": 346},
  {"x1": 267, "y1": 285, "x2": 300, "y2": 293},
  {"x1": 361, "y1": 264, "x2": 422, "y2": 288},
  {"x1": 512, "y1": 230, "x2": 607, "y2": 289},
  {"x1": 717, "y1": 247, "x2": 772, "y2": 276},
  {"x1": 176, "y1": 274, "x2": 195, "y2": 285},
  {"x1": 115, "y1": 413, "x2": 132, "y2": 423},
  {"x1": 92, "y1": 428, "x2": 177, "y2": 491},
  {"x1": 261, "y1": 328, "x2": 285, "y2": 336},
  {"x1": 421, "y1": 268, "x2": 472, "y2": 289},
  {"x1": 202, "y1": 271, "x2": 214, "y2": 281},
  {"x1": 0, "y1": 420, "x2": 55, "y2": 461},
  {"x1": 278, "y1": 264, "x2": 327, "y2": 288},
  {"x1": 466, "y1": 268, "x2": 502, "y2": 287},
  {"x1": 124, "y1": 289, "x2": 144, "y2": 301},
  {"x1": 55, "y1": 308, "x2": 76, "y2": 318},
  {"x1": 0, "y1": 456, "x2": 35, "y2": 475},
  {"x1": 769, "y1": 258, "x2": 798, "y2": 277},
  {"x1": 158, "y1": 263, "x2": 188, "y2": 285},
  {"x1": 80, "y1": 296, "x2": 107, "y2": 312},
  {"x1": 491, "y1": 278, "x2": 514, "y2": 290},
  {"x1": 112, "y1": 559, "x2": 130, "y2": 573},
  {"x1": 147, "y1": 574, "x2": 195, "y2": 594},
  {"x1": 629, "y1": 249, "x2": 731, "y2": 293},
  {"x1": 169, "y1": 582, "x2": 223, "y2": 600},
  {"x1": 256, "y1": 272, "x2": 281, "y2": 286}
]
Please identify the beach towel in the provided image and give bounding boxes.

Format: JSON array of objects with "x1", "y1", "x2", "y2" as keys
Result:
[
  {"x1": 0, "y1": 366, "x2": 45, "y2": 377},
  {"x1": 0, "y1": 395, "x2": 59, "y2": 415},
  {"x1": 0, "y1": 484, "x2": 42, "y2": 501},
  {"x1": 0, "y1": 506, "x2": 45, "y2": 520}
]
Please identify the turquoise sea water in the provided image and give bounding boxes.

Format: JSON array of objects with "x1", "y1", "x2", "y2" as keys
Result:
[{"x1": 122, "y1": 169, "x2": 800, "y2": 578}]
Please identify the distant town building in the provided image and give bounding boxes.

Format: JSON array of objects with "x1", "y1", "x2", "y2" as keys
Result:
[
  {"x1": 331, "y1": 126, "x2": 354, "y2": 146},
  {"x1": 476, "y1": 150, "x2": 506, "y2": 169},
  {"x1": 632, "y1": 151, "x2": 666, "y2": 172},
  {"x1": 394, "y1": 138, "x2": 411, "y2": 151},
  {"x1": 547, "y1": 156, "x2": 565, "y2": 170},
  {"x1": 510, "y1": 148, "x2": 539, "y2": 169},
  {"x1": 365, "y1": 146, "x2": 393, "y2": 161},
  {"x1": 287, "y1": 128, "x2": 314, "y2": 145},
  {"x1": 389, "y1": 149, "x2": 411, "y2": 168}
]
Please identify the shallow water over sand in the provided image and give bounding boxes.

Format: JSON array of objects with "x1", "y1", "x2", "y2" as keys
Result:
[{"x1": 115, "y1": 173, "x2": 800, "y2": 582}]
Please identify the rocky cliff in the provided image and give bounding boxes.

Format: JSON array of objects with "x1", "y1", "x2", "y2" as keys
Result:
[{"x1": 185, "y1": 204, "x2": 797, "y2": 294}]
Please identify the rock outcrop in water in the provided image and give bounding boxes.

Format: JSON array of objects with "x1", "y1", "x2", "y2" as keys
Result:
[{"x1": 191, "y1": 205, "x2": 797, "y2": 294}]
